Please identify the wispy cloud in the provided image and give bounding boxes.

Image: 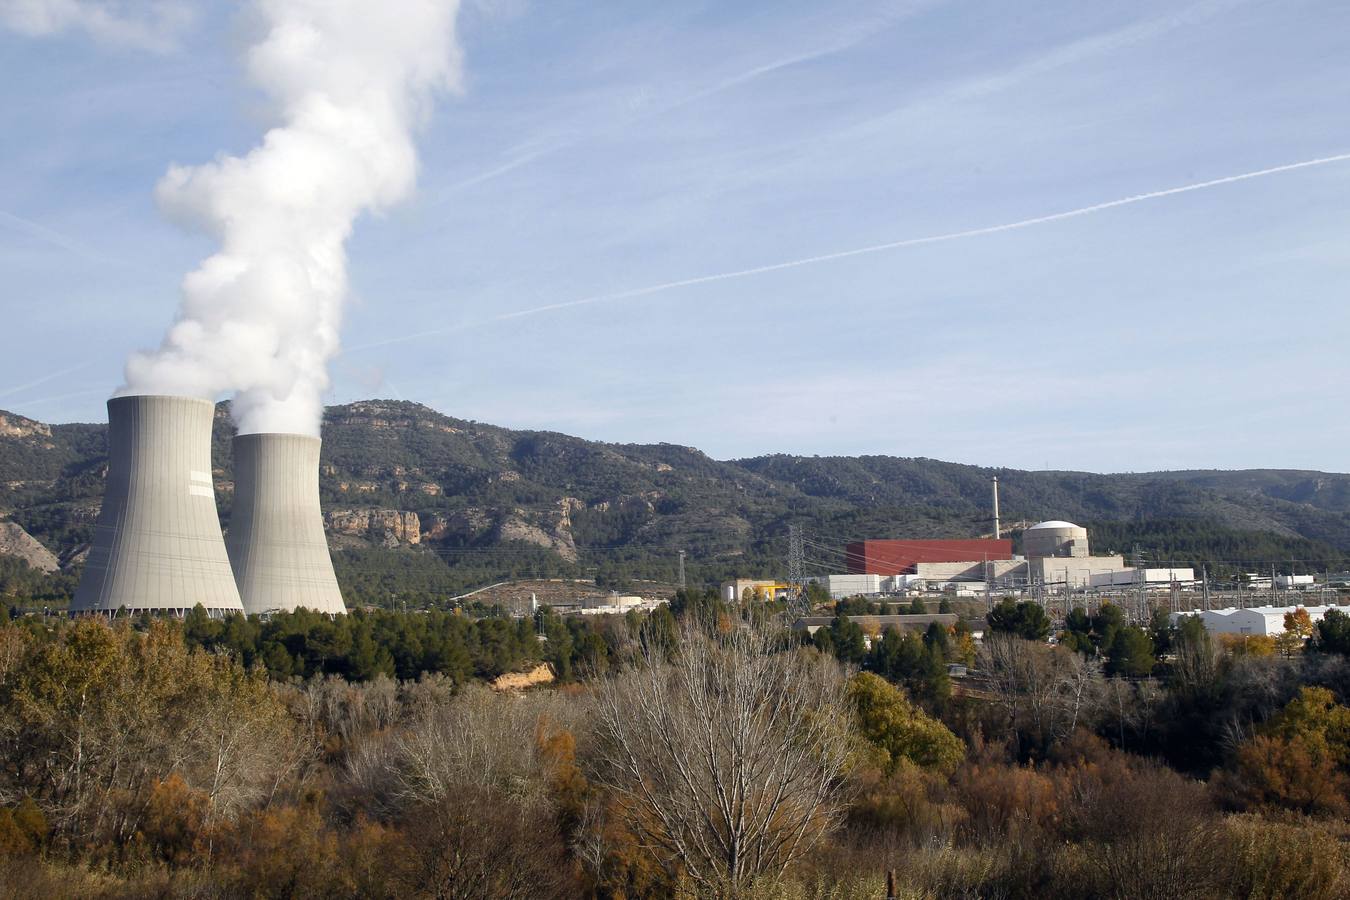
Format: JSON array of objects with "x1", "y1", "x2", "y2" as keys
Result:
[
  {"x1": 934, "y1": 0, "x2": 1249, "y2": 106},
  {"x1": 0, "y1": 0, "x2": 196, "y2": 51},
  {"x1": 665, "y1": 1, "x2": 934, "y2": 112},
  {"x1": 735, "y1": 0, "x2": 1255, "y2": 189},
  {"x1": 435, "y1": 1, "x2": 932, "y2": 197}
]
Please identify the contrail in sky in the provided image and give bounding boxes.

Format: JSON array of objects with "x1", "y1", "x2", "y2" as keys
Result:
[
  {"x1": 0, "y1": 210, "x2": 122, "y2": 268},
  {"x1": 0, "y1": 361, "x2": 95, "y2": 399},
  {"x1": 351, "y1": 151, "x2": 1350, "y2": 352},
  {"x1": 6, "y1": 386, "x2": 108, "y2": 410},
  {"x1": 436, "y1": 3, "x2": 921, "y2": 197}
]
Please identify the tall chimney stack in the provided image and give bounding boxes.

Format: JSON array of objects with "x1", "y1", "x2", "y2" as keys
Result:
[
  {"x1": 226, "y1": 433, "x2": 346, "y2": 615},
  {"x1": 72, "y1": 395, "x2": 244, "y2": 616},
  {"x1": 992, "y1": 475, "x2": 1001, "y2": 540}
]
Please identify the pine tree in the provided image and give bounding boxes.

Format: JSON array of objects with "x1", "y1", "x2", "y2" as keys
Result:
[{"x1": 1106, "y1": 626, "x2": 1155, "y2": 677}]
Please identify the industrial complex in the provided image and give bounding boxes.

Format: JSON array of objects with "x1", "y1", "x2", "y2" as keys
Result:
[
  {"x1": 818, "y1": 518, "x2": 1188, "y2": 598},
  {"x1": 68, "y1": 403, "x2": 1322, "y2": 634},
  {"x1": 712, "y1": 475, "x2": 1229, "y2": 624}
]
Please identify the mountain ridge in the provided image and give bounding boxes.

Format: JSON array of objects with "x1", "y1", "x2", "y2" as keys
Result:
[{"x1": 3, "y1": 399, "x2": 1350, "y2": 600}]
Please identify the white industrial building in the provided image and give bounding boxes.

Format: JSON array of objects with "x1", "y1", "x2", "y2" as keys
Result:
[
  {"x1": 913, "y1": 558, "x2": 1025, "y2": 584},
  {"x1": 1172, "y1": 604, "x2": 1340, "y2": 637},
  {"x1": 1090, "y1": 567, "x2": 1195, "y2": 589},
  {"x1": 1275, "y1": 575, "x2": 1316, "y2": 590},
  {"x1": 1031, "y1": 555, "x2": 1131, "y2": 588},
  {"x1": 577, "y1": 594, "x2": 666, "y2": 615},
  {"x1": 803, "y1": 573, "x2": 933, "y2": 599},
  {"x1": 807, "y1": 574, "x2": 883, "y2": 599}
]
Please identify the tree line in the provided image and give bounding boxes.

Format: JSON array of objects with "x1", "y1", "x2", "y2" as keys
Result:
[
  {"x1": 3, "y1": 591, "x2": 1350, "y2": 895},
  {"x1": 175, "y1": 604, "x2": 654, "y2": 686}
]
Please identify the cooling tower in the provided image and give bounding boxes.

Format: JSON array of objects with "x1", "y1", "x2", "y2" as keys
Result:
[
  {"x1": 226, "y1": 433, "x2": 346, "y2": 615},
  {"x1": 73, "y1": 395, "x2": 245, "y2": 616}
]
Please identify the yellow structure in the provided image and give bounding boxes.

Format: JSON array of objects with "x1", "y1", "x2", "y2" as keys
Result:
[{"x1": 720, "y1": 579, "x2": 791, "y2": 603}]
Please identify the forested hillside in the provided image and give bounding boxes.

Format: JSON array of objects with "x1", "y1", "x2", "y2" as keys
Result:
[{"x1": 2, "y1": 400, "x2": 1349, "y2": 605}]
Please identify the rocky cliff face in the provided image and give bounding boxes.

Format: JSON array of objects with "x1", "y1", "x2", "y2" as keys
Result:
[
  {"x1": 327, "y1": 401, "x2": 467, "y2": 435},
  {"x1": 0, "y1": 520, "x2": 60, "y2": 572},
  {"x1": 325, "y1": 509, "x2": 422, "y2": 546},
  {"x1": 0, "y1": 413, "x2": 51, "y2": 440},
  {"x1": 420, "y1": 508, "x2": 493, "y2": 542},
  {"x1": 496, "y1": 500, "x2": 580, "y2": 562}
]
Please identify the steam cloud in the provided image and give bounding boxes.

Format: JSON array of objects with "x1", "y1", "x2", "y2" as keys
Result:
[{"x1": 119, "y1": 0, "x2": 462, "y2": 435}]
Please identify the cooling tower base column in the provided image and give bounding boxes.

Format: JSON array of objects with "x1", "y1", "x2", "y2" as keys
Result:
[
  {"x1": 226, "y1": 433, "x2": 346, "y2": 615},
  {"x1": 72, "y1": 395, "x2": 245, "y2": 616}
]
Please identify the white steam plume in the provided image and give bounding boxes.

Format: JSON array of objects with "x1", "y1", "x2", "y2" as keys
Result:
[{"x1": 120, "y1": 0, "x2": 461, "y2": 435}]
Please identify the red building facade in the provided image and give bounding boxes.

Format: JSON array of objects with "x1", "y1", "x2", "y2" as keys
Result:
[{"x1": 845, "y1": 539, "x2": 1013, "y2": 575}]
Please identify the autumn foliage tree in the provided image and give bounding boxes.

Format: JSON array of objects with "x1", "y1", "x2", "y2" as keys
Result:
[
  {"x1": 847, "y1": 672, "x2": 963, "y2": 776},
  {"x1": 0, "y1": 619, "x2": 299, "y2": 851},
  {"x1": 1217, "y1": 687, "x2": 1350, "y2": 817},
  {"x1": 1276, "y1": 607, "x2": 1315, "y2": 655}
]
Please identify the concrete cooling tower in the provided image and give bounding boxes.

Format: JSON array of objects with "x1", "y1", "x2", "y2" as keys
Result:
[
  {"x1": 226, "y1": 433, "x2": 346, "y2": 615},
  {"x1": 72, "y1": 395, "x2": 244, "y2": 616}
]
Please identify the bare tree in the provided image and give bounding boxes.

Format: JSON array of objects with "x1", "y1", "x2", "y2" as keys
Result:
[
  {"x1": 981, "y1": 634, "x2": 1103, "y2": 757},
  {"x1": 340, "y1": 685, "x2": 584, "y2": 899},
  {"x1": 342, "y1": 684, "x2": 585, "y2": 821},
  {"x1": 588, "y1": 620, "x2": 852, "y2": 896},
  {"x1": 395, "y1": 786, "x2": 577, "y2": 900}
]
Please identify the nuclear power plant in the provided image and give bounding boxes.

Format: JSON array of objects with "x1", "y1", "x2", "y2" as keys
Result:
[
  {"x1": 72, "y1": 395, "x2": 345, "y2": 618},
  {"x1": 226, "y1": 433, "x2": 346, "y2": 615},
  {"x1": 71, "y1": 395, "x2": 245, "y2": 617}
]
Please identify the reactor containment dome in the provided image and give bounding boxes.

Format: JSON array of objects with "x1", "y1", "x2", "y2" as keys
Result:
[
  {"x1": 1023, "y1": 520, "x2": 1091, "y2": 559},
  {"x1": 226, "y1": 432, "x2": 346, "y2": 615},
  {"x1": 72, "y1": 395, "x2": 245, "y2": 616}
]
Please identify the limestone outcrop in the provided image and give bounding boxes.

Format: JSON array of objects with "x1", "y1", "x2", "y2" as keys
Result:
[{"x1": 0, "y1": 520, "x2": 59, "y2": 572}]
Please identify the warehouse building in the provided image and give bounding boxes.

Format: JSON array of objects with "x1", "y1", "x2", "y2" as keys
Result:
[{"x1": 1172, "y1": 604, "x2": 1339, "y2": 637}]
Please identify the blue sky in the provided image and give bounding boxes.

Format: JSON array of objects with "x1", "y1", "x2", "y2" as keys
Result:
[{"x1": 1, "y1": 0, "x2": 1348, "y2": 472}]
